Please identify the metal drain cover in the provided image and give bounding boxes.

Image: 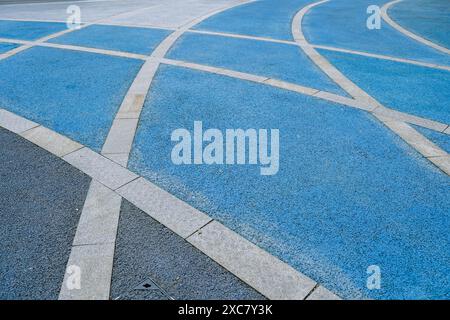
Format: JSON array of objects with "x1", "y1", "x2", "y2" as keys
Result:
[{"x1": 134, "y1": 279, "x2": 159, "y2": 290}]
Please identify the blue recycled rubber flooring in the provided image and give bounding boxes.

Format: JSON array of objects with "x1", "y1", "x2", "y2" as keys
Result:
[
  {"x1": 169, "y1": 32, "x2": 346, "y2": 95},
  {"x1": 0, "y1": 46, "x2": 143, "y2": 151},
  {"x1": 0, "y1": 0, "x2": 449, "y2": 300},
  {"x1": 319, "y1": 48, "x2": 450, "y2": 124},
  {"x1": 0, "y1": 42, "x2": 18, "y2": 53},
  {"x1": 302, "y1": 0, "x2": 450, "y2": 66},
  {"x1": 0, "y1": 20, "x2": 67, "y2": 41},
  {"x1": 389, "y1": 0, "x2": 450, "y2": 49},
  {"x1": 129, "y1": 66, "x2": 450, "y2": 300},
  {"x1": 50, "y1": 24, "x2": 172, "y2": 55},
  {"x1": 194, "y1": 0, "x2": 314, "y2": 41}
]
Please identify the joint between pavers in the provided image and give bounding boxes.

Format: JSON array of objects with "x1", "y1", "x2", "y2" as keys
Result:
[{"x1": 184, "y1": 218, "x2": 215, "y2": 240}]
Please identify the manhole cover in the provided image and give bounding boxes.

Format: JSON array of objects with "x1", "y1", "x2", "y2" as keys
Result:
[{"x1": 134, "y1": 279, "x2": 159, "y2": 290}]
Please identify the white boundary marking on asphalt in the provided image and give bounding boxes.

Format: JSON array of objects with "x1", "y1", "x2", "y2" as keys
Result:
[
  {"x1": 0, "y1": 108, "x2": 339, "y2": 300},
  {"x1": 292, "y1": 0, "x2": 450, "y2": 176},
  {"x1": 381, "y1": 0, "x2": 450, "y2": 55}
]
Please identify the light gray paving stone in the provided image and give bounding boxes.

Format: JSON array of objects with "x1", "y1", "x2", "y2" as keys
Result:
[
  {"x1": 428, "y1": 156, "x2": 450, "y2": 176},
  {"x1": 442, "y1": 126, "x2": 450, "y2": 135},
  {"x1": 373, "y1": 107, "x2": 448, "y2": 132},
  {"x1": 215, "y1": 69, "x2": 269, "y2": 83},
  {"x1": 103, "y1": 153, "x2": 129, "y2": 167},
  {"x1": 72, "y1": 181, "x2": 122, "y2": 246},
  {"x1": 314, "y1": 91, "x2": 376, "y2": 111},
  {"x1": 306, "y1": 285, "x2": 341, "y2": 300},
  {"x1": 59, "y1": 243, "x2": 115, "y2": 300},
  {"x1": 116, "y1": 177, "x2": 212, "y2": 238},
  {"x1": 63, "y1": 147, "x2": 138, "y2": 190},
  {"x1": 20, "y1": 125, "x2": 82, "y2": 157},
  {"x1": 264, "y1": 78, "x2": 318, "y2": 96},
  {"x1": 101, "y1": 118, "x2": 139, "y2": 154},
  {"x1": 0, "y1": 109, "x2": 38, "y2": 133},
  {"x1": 187, "y1": 221, "x2": 317, "y2": 300},
  {"x1": 374, "y1": 115, "x2": 447, "y2": 158}
]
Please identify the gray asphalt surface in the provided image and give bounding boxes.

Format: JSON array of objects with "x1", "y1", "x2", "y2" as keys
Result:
[
  {"x1": 0, "y1": 127, "x2": 91, "y2": 299},
  {"x1": 111, "y1": 200, "x2": 265, "y2": 300}
]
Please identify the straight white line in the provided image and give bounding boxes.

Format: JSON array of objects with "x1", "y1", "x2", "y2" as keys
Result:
[
  {"x1": 381, "y1": 0, "x2": 450, "y2": 55},
  {"x1": 0, "y1": 108, "x2": 339, "y2": 300}
]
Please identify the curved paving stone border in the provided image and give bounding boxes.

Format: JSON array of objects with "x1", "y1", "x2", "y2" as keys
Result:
[
  {"x1": 0, "y1": 108, "x2": 339, "y2": 300},
  {"x1": 381, "y1": 0, "x2": 450, "y2": 55},
  {"x1": 0, "y1": 0, "x2": 449, "y2": 300},
  {"x1": 292, "y1": 0, "x2": 450, "y2": 175}
]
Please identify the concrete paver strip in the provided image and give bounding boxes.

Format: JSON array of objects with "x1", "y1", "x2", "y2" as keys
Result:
[
  {"x1": 187, "y1": 221, "x2": 318, "y2": 300},
  {"x1": 0, "y1": 110, "x2": 339, "y2": 300}
]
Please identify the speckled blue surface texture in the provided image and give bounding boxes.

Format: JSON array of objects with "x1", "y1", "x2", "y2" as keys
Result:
[
  {"x1": 0, "y1": 46, "x2": 143, "y2": 151},
  {"x1": 129, "y1": 65, "x2": 450, "y2": 299}
]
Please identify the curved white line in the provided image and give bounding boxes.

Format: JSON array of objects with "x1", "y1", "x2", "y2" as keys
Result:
[{"x1": 381, "y1": 0, "x2": 450, "y2": 55}]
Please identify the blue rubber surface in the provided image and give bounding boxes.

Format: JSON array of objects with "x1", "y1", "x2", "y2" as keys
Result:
[
  {"x1": 414, "y1": 126, "x2": 450, "y2": 154},
  {"x1": 129, "y1": 65, "x2": 450, "y2": 299},
  {"x1": 0, "y1": 46, "x2": 143, "y2": 151},
  {"x1": 169, "y1": 33, "x2": 346, "y2": 95},
  {"x1": 194, "y1": 0, "x2": 313, "y2": 40},
  {"x1": 0, "y1": 128, "x2": 91, "y2": 299},
  {"x1": 390, "y1": 0, "x2": 450, "y2": 49},
  {"x1": 319, "y1": 48, "x2": 450, "y2": 124},
  {"x1": 303, "y1": 0, "x2": 450, "y2": 66},
  {"x1": 50, "y1": 24, "x2": 172, "y2": 55},
  {"x1": 0, "y1": 20, "x2": 66, "y2": 41},
  {"x1": 0, "y1": 42, "x2": 18, "y2": 54}
]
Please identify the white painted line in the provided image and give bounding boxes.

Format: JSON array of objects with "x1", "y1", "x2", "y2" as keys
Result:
[
  {"x1": 116, "y1": 178, "x2": 212, "y2": 239},
  {"x1": 312, "y1": 44, "x2": 450, "y2": 72},
  {"x1": 63, "y1": 147, "x2": 138, "y2": 190},
  {"x1": 187, "y1": 221, "x2": 317, "y2": 300},
  {"x1": 0, "y1": 109, "x2": 38, "y2": 133},
  {"x1": 381, "y1": 0, "x2": 450, "y2": 55},
  {"x1": 58, "y1": 243, "x2": 115, "y2": 300},
  {"x1": 444, "y1": 126, "x2": 450, "y2": 135},
  {"x1": 306, "y1": 285, "x2": 341, "y2": 300},
  {"x1": 20, "y1": 125, "x2": 82, "y2": 157}
]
